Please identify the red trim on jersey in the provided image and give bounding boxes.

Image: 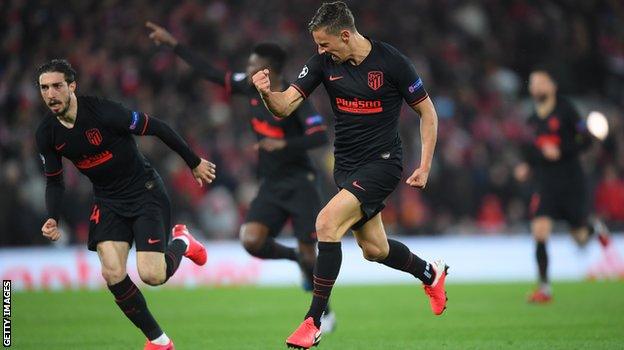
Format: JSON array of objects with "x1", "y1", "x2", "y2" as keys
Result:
[
  {"x1": 140, "y1": 114, "x2": 150, "y2": 135},
  {"x1": 408, "y1": 93, "x2": 429, "y2": 107},
  {"x1": 305, "y1": 125, "x2": 327, "y2": 135},
  {"x1": 45, "y1": 169, "x2": 64, "y2": 177},
  {"x1": 290, "y1": 83, "x2": 307, "y2": 99},
  {"x1": 224, "y1": 71, "x2": 232, "y2": 96},
  {"x1": 535, "y1": 134, "x2": 561, "y2": 148},
  {"x1": 251, "y1": 118, "x2": 285, "y2": 138}
]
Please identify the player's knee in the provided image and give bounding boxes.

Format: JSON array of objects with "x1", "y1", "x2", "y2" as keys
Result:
[
  {"x1": 315, "y1": 211, "x2": 340, "y2": 242},
  {"x1": 531, "y1": 219, "x2": 551, "y2": 242},
  {"x1": 139, "y1": 270, "x2": 166, "y2": 286},
  {"x1": 239, "y1": 226, "x2": 264, "y2": 254},
  {"x1": 101, "y1": 266, "x2": 126, "y2": 285}
]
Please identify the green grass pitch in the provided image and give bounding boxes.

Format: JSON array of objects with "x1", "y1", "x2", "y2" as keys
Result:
[{"x1": 12, "y1": 281, "x2": 624, "y2": 349}]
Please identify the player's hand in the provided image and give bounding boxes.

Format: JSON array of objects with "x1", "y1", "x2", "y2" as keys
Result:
[
  {"x1": 255, "y1": 138, "x2": 286, "y2": 152},
  {"x1": 252, "y1": 69, "x2": 272, "y2": 95},
  {"x1": 41, "y1": 218, "x2": 61, "y2": 241},
  {"x1": 542, "y1": 143, "x2": 561, "y2": 161},
  {"x1": 514, "y1": 162, "x2": 530, "y2": 182},
  {"x1": 145, "y1": 21, "x2": 178, "y2": 47},
  {"x1": 192, "y1": 158, "x2": 216, "y2": 187},
  {"x1": 406, "y1": 167, "x2": 430, "y2": 189}
]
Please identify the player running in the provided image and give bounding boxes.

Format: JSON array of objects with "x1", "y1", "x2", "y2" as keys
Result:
[
  {"x1": 515, "y1": 69, "x2": 611, "y2": 303},
  {"x1": 251, "y1": 2, "x2": 447, "y2": 348},
  {"x1": 35, "y1": 59, "x2": 215, "y2": 350},
  {"x1": 144, "y1": 22, "x2": 338, "y2": 331}
]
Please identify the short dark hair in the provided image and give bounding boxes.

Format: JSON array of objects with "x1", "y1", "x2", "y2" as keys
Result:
[
  {"x1": 35, "y1": 59, "x2": 77, "y2": 86},
  {"x1": 252, "y1": 43, "x2": 287, "y2": 74},
  {"x1": 530, "y1": 66, "x2": 557, "y2": 83},
  {"x1": 308, "y1": 1, "x2": 356, "y2": 34}
]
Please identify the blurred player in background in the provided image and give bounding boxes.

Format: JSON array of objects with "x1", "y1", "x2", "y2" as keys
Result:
[
  {"x1": 35, "y1": 59, "x2": 215, "y2": 350},
  {"x1": 251, "y1": 2, "x2": 447, "y2": 348},
  {"x1": 145, "y1": 22, "x2": 337, "y2": 331},
  {"x1": 515, "y1": 69, "x2": 611, "y2": 304}
]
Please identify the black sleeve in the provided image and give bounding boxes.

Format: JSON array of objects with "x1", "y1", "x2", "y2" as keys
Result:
[
  {"x1": 286, "y1": 99, "x2": 328, "y2": 153},
  {"x1": 291, "y1": 54, "x2": 324, "y2": 99},
  {"x1": 173, "y1": 45, "x2": 247, "y2": 95},
  {"x1": 99, "y1": 99, "x2": 201, "y2": 169},
  {"x1": 388, "y1": 49, "x2": 428, "y2": 107},
  {"x1": 35, "y1": 124, "x2": 64, "y2": 221}
]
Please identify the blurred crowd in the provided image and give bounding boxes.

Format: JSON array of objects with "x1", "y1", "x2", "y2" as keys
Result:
[{"x1": 2, "y1": 0, "x2": 624, "y2": 246}]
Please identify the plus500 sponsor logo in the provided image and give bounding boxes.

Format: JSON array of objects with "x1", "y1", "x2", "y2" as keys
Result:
[{"x1": 335, "y1": 97, "x2": 382, "y2": 114}]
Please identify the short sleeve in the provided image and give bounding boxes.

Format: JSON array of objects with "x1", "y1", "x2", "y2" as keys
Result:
[
  {"x1": 390, "y1": 52, "x2": 428, "y2": 107},
  {"x1": 35, "y1": 123, "x2": 63, "y2": 177},
  {"x1": 294, "y1": 100, "x2": 327, "y2": 136},
  {"x1": 291, "y1": 54, "x2": 324, "y2": 99}
]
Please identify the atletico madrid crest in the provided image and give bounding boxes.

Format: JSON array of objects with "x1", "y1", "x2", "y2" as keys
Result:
[
  {"x1": 367, "y1": 71, "x2": 383, "y2": 91},
  {"x1": 85, "y1": 128, "x2": 103, "y2": 146}
]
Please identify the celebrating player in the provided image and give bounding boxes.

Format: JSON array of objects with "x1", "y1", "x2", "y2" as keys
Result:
[
  {"x1": 516, "y1": 69, "x2": 611, "y2": 303},
  {"x1": 251, "y1": 2, "x2": 447, "y2": 348},
  {"x1": 144, "y1": 22, "x2": 338, "y2": 331},
  {"x1": 35, "y1": 59, "x2": 215, "y2": 350}
]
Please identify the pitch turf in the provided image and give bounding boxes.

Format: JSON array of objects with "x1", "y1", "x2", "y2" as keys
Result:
[{"x1": 12, "y1": 281, "x2": 624, "y2": 349}]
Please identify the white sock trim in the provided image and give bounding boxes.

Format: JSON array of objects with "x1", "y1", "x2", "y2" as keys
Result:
[{"x1": 151, "y1": 333, "x2": 170, "y2": 345}]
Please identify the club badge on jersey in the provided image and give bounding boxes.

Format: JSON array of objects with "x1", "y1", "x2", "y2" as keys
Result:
[
  {"x1": 85, "y1": 128, "x2": 103, "y2": 146},
  {"x1": 367, "y1": 71, "x2": 384, "y2": 91}
]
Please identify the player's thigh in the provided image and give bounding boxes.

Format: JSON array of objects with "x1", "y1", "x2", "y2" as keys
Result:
[
  {"x1": 353, "y1": 213, "x2": 390, "y2": 261},
  {"x1": 88, "y1": 203, "x2": 134, "y2": 252},
  {"x1": 239, "y1": 222, "x2": 272, "y2": 250},
  {"x1": 244, "y1": 184, "x2": 289, "y2": 239},
  {"x1": 316, "y1": 189, "x2": 363, "y2": 242},
  {"x1": 133, "y1": 183, "x2": 171, "y2": 253},
  {"x1": 334, "y1": 161, "x2": 401, "y2": 230},
  {"x1": 96, "y1": 240, "x2": 131, "y2": 285},
  {"x1": 531, "y1": 216, "x2": 553, "y2": 241}
]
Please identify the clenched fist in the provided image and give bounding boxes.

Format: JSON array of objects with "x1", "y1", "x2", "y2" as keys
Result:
[
  {"x1": 252, "y1": 69, "x2": 272, "y2": 95},
  {"x1": 41, "y1": 218, "x2": 61, "y2": 241},
  {"x1": 406, "y1": 167, "x2": 430, "y2": 189}
]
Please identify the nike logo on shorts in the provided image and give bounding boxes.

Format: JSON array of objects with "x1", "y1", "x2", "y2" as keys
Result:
[
  {"x1": 55, "y1": 143, "x2": 66, "y2": 151},
  {"x1": 352, "y1": 180, "x2": 366, "y2": 191},
  {"x1": 329, "y1": 75, "x2": 343, "y2": 81},
  {"x1": 148, "y1": 238, "x2": 161, "y2": 244}
]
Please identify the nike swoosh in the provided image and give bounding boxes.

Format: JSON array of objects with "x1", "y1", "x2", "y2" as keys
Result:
[
  {"x1": 55, "y1": 143, "x2": 66, "y2": 151},
  {"x1": 329, "y1": 75, "x2": 343, "y2": 81},
  {"x1": 352, "y1": 180, "x2": 366, "y2": 191},
  {"x1": 148, "y1": 238, "x2": 161, "y2": 244}
]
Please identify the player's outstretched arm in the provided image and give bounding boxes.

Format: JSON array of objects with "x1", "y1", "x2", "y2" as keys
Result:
[
  {"x1": 406, "y1": 96, "x2": 438, "y2": 189},
  {"x1": 252, "y1": 69, "x2": 304, "y2": 118},
  {"x1": 139, "y1": 116, "x2": 216, "y2": 184},
  {"x1": 146, "y1": 21, "x2": 228, "y2": 87}
]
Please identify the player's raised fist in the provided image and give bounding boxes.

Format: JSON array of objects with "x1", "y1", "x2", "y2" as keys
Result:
[
  {"x1": 252, "y1": 69, "x2": 272, "y2": 95},
  {"x1": 192, "y1": 158, "x2": 217, "y2": 187},
  {"x1": 406, "y1": 167, "x2": 430, "y2": 189},
  {"x1": 41, "y1": 218, "x2": 61, "y2": 241},
  {"x1": 145, "y1": 21, "x2": 178, "y2": 47}
]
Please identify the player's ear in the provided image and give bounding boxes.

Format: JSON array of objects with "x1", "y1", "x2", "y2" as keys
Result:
[
  {"x1": 340, "y1": 29, "x2": 350, "y2": 43},
  {"x1": 68, "y1": 81, "x2": 77, "y2": 92}
]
